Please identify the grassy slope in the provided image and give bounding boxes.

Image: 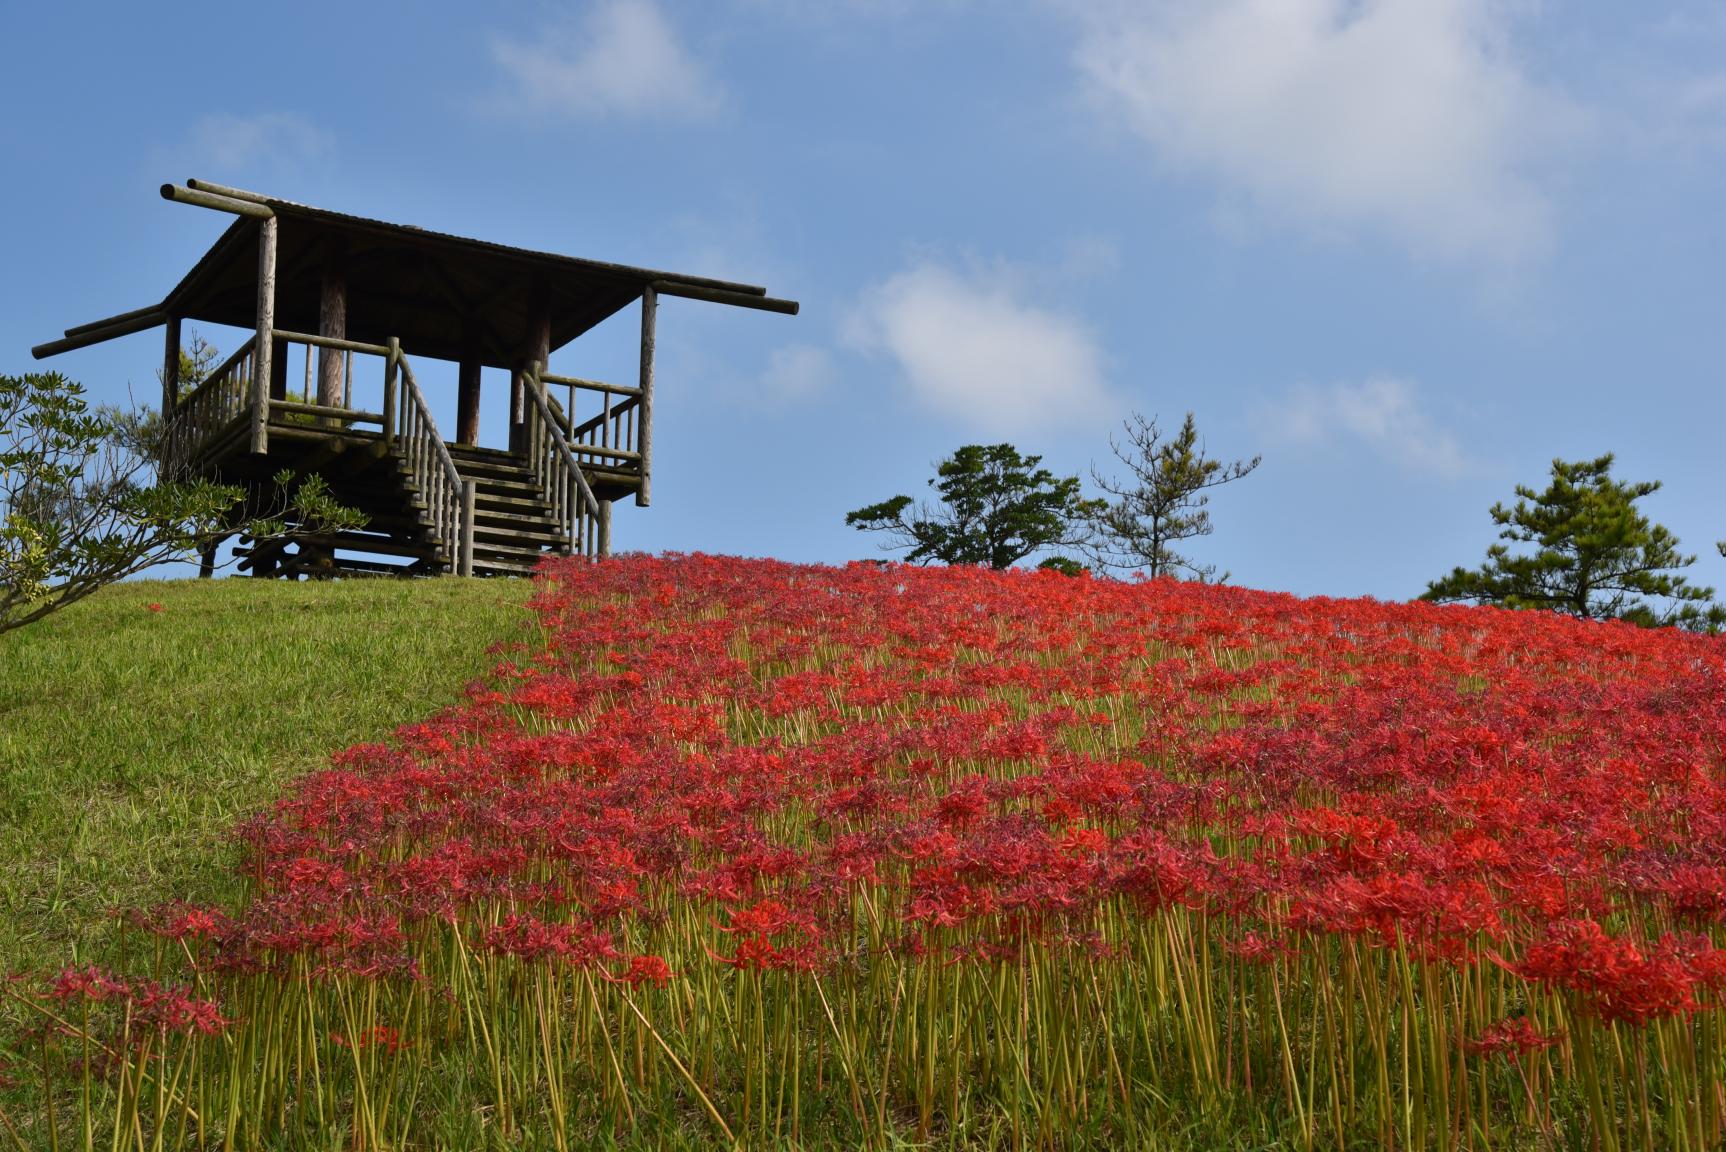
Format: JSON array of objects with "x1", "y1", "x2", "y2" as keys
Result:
[{"x1": 0, "y1": 576, "x2": 534, "y2": 973}]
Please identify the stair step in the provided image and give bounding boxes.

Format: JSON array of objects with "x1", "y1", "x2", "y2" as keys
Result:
[
  {"x1": 472, "y1": 539, "x2": 562, "y2": 561},
  {"x1": 469, "y1": 511, "x2": 555, "y2": 535},
  {"x1": 473, "y1": 524, "x2": 567, "y2": 546},
  {"x1": 451, "y1": 457, "x2": 536, "y2": 479}
]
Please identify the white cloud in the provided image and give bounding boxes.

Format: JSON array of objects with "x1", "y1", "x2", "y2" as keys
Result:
[
  {"x1": 489, "y1": 0, "x2": 723, "y2": 121},
  {"x1": 182, "y1": 113, "x2": 331, "y2": 171},
  {"x1": 759, "y1": 343, "x2": 836, "y2": 401},
  {"x1": 844, "y1": 258, "x2": 1113, "y2": 436},
  {"x1": 1068, "y1": 0, "x2": 1582, "y2": 267},
  {"x1": 1254, "y1": 377, "x2": 1468, "y2": 478}
]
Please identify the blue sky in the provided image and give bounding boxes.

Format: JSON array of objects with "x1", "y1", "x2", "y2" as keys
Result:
[{"x1": 4, "y1": 0, "x2": 1724, "y2": 599}]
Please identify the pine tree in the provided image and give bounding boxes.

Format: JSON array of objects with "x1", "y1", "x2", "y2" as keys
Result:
[
  {"x1": 846, "y1": 443, "x2": 1094, "y2": 569},
  {"x1": 1422, "y1": 454, "x2": 1724, "y2": 632},
  {"x1": 1084, "y1": 412, "x2": 1260, "y2": 581}
]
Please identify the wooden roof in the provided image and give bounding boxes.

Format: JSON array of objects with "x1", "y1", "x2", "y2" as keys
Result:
[{"x1": 35, "y1": 182, "x2": 796, "y2": 365}]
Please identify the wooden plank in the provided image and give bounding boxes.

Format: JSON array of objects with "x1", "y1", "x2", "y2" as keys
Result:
[
  {"x1": 637, "y1": 285, "x2": 655, "y2": 508},
  {"x1": 251, "y1": 216, "x2": 277, "y2": 454}
]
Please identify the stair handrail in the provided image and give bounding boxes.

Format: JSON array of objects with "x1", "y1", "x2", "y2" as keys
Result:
[
  {"x1": 160, "y1": 334, "x2": 257, "y2": 479},
  {"x1": 391, "y1": 343, "x2": 473, "y2": 576},
  {"x1": 523, "y1": 361, "x2": 603, "y2": 558}
]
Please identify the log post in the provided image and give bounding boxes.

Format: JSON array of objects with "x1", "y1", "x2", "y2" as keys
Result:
[
  {"x1": 459, "y1": 480, "x2": 476, "y2": 577},
  {"x1": 317, "y1": 249, "x2": 347, "y2": 408},
  {"x1": 637, "y1": 285, "x2": 655, "y2": 507},
  {"x1": 598, "y1": 499, "x2": 612, "y2": 558},
  {"x1": 269, "y1": 338, "x2": 289, "y2": 401},
  {"x1": 457, "y1": 355, "x2": 482, "y2": 445},
  {"x1": 251, "y1": 216, "x2": 277, "y2": 454},
  {"x1": 160, "y1": 315, "x2": 181, "y2": 414},
  {"x1": 383, "y1": 338, "x2": 399, "y2": 444},
  {"x1": 513, "y1": 290, "x2": 550, "y2": 455},
  {"x1": 198, "y1": 540, "x2": 216, "y2": 579}
]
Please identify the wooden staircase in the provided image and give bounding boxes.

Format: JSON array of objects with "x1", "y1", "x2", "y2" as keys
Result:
[
  {"x1": 234, "y1": 440, "x2": 576, "y2": 579},
  {"x1": 175, "y1": 334, "x2": 615, "y2": 579},
  {"x1": 447, "y1": 445, "x2": 569, "y2": 577}
]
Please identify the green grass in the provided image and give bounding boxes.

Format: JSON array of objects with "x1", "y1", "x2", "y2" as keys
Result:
[{"x1": 0, "y1": 576, "x2": 535, "y2": 975}]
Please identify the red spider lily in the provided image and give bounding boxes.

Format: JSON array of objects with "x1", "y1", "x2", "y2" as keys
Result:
[
  {"x1": 1516, "y1": 920, "x2": 1699, "y2": 1024},
  {"x1": 1465, "y1": 1017, "x2": 1564, "y2": 1058},
  {"x1": 49, "y1": 966, "x2": 128, "y2": 1003}
]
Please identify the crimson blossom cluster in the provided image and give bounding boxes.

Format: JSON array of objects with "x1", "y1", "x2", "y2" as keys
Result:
[{"x1": 13, "y1": 554, "x2": 1726, "y2": 1149}]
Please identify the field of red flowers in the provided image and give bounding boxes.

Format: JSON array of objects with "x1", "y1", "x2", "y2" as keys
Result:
[{"x1": 8, "y1": 554, "x2": 1726, "y2": 1150}]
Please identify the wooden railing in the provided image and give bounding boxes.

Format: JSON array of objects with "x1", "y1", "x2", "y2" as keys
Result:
[
  {"x1": 161, "y1": 336, "x2": 256, "y2": 478},
  {"x1": 268, "y1": 330, "x2": 391, "y2": 433},
  {"x1": 161, "y1": 330, "x2": 473, "y2": 575},
  {"x1": 393, "y1": 348, "x2": 472, "y2": 576},
  {"x1": 540, "y1": 371, "x2": 643, "y2": 479},
  {"x1": 524, "y1": 363, "x2": 605, "y2": 558}
]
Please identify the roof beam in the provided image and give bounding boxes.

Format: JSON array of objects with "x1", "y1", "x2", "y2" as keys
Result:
[
  {"x1": 34, "y1": 308, "x2": 167, "y2": 359},
  {"x1": 64, "y1": 302, "x2": 166, "y2": 338},
  {"x1": 185, "y1": 178, "x2": 276, "y2": 206},
  {"x1": 650, "y1": 280, "x2": 799, "y2": 315},
  {"x1": 160, "y1": 183, "x2": 275, "y2": 219}
]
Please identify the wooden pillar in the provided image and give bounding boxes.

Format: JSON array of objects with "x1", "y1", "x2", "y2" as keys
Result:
[
  {"x1": 512, "y1": 289, "x2": 550, "y2": 454},
  {"x1": 598, "y1": 499, "x2": 612, "y2": 557},
  {"x1": 383, "y1": 338, "x2": 399, "y2": 444},
  {"x1": 457, "y1": 355, "x2": 482, "y2": 446},
  {"x1": 317, "y1": 250, "x2": 347, "y2": 408},
  {"x1": 269, "y1": 338, "x2": 289, "y2": 401},
  {"x1": 160, "y1": 315, "x2": 181, "y2": 414},
  {"x1": 251, "y1": 216, "x2": 277, "y2": 455},
  {"x1": 459, "y1": 480, "x2": 476, "y2": 577},
  {"x1": 636, "y1": 285, "x2": 655, "y2": 507},
  {"x1": 197, "y1": 540, "x2": 216, "y2": 579}
]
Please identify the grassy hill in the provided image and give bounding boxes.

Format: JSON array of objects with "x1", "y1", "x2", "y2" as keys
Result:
[{"x1": 0, "y1": 576, "x2": 534, "y2": 973}]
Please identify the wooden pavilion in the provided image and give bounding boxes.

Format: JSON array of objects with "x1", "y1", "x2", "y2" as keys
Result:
[{"x1": 32, "y1": 180, "x2": 798, "y2": 577}]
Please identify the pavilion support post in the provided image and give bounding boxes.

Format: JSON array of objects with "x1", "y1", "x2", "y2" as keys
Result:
[
  {"x1": 459, "y1": 480, "x2": 476, "y2": 577},
  {"x1": 269, "y1": 338, "x2": 289, "y2": 401},
  {"x1": 198, "y1": 540, "x2": 217, "y2": 579},
  {"x1": 317, "y1": 250, "x2": 347, "y2": 409},
  {"x1": 160, "y1": 315, "x2": 181, "y2": 414},
  {"x1": 457, "y1": 355, "x2": 482, "y2": 446},
  {"x1": 383, "y1": 338, "x2": 399, "y2": 444},
  {"x1": 636, "y1": 285, "x2": 655, "y2": 507},
  {"x1": 598, "y1": 499, "x2": 612, "y2": 557},
  {"x1": 251, "y1": 216, "x2": 277, "y2": 455},
  {"x1": 513, "y1": 289, "x2": 550, "y2": 455}
]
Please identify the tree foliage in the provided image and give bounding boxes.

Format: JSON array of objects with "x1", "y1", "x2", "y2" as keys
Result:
[
  {"x1": 846, "y1": 443, "x2": 1095, "y2": 570},
  {"x1": 2, "y1": 371, "x2": 361, "y2": 635},
  {"x1": 1422, "y1": 454, "x2": 1724, "y2": 632},
  {"x1": 1084, "y1": 411, "x2": 1260, "y2": 581}
]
